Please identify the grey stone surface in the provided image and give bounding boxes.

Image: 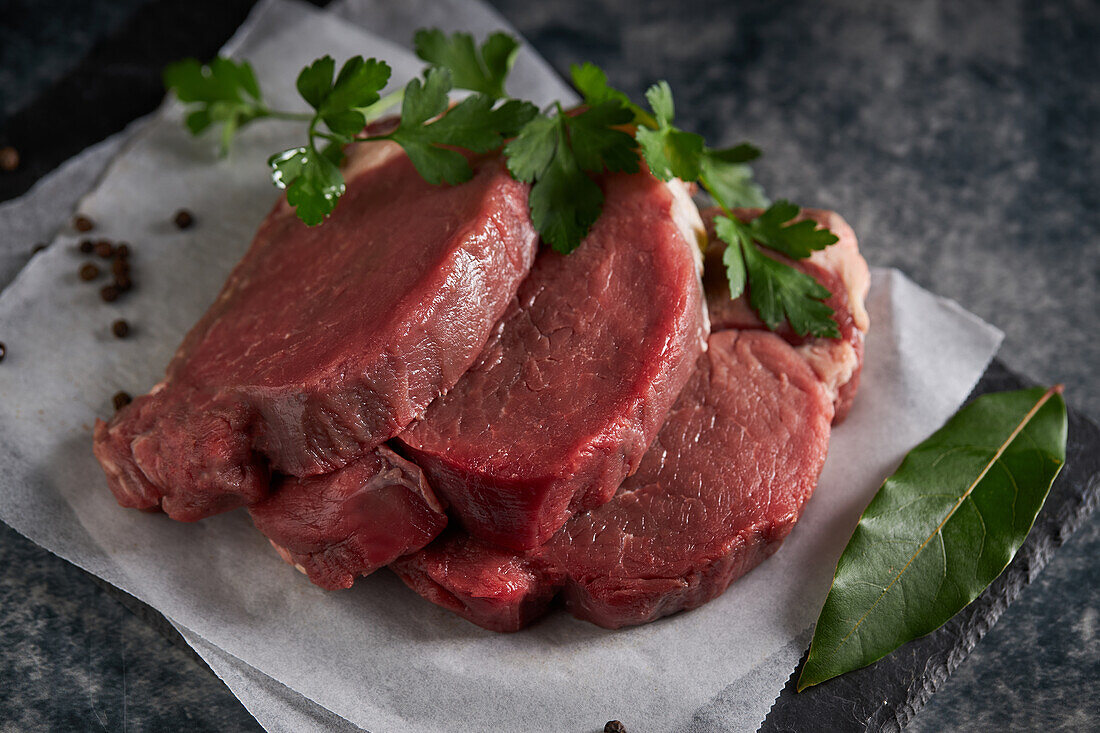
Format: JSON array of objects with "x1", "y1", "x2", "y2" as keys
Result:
[
  {"x1": 0, "y1": 0, "x2": 155, "y2": 120},
  {"x1": 0, "y1": 522, "x2": 260, "y2": 732},
  {"x1": 0, "y1": 0, "x2": 1097, "y2": 731}
]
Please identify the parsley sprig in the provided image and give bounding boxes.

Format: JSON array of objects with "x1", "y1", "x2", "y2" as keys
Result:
[{"x1": 164, "y1": 29, "x2": 843, "y2": 338}]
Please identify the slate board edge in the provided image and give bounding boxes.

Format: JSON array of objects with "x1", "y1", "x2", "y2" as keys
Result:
[{"x1": 760, "y1": 361, "x2": 1100, "y2": 733}]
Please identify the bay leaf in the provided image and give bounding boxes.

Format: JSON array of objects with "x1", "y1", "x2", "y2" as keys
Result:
[{"x1": 798, "y1": 385, "x2": 1067, "y2": 690}]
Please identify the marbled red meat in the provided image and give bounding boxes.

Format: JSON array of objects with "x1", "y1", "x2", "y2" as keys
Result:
[
  {"x1": 94, "y1": 140, "x2": 537, "y2": 520},
  {"x1": 702, "y1": 207, "x2": 869, "y2": 423},
  {"x1": 250, "y1": 447, "x2": 446, "y2": 590},
  {"x1": 397, "y1": 171, "x2": 708, "y2": 550},
  {"x1": 392, "y1": 330, "x2": 834, "y2": 630}
]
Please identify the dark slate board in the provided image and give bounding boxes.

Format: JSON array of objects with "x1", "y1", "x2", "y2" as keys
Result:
[
  {"x1": 2, "y1": 1, "x2": 1098, "y2": 730},
  {"x1": 761, "y1": 360, "x2": 1100, "y2": 732}
]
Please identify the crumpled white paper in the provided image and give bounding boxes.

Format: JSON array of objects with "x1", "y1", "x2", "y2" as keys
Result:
[{"x1": 0, "y1": 1, "x2": 1004, "y2": 731}]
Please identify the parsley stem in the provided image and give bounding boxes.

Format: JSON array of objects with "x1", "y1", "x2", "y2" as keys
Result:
[
  {"x1": 315, "y1": 132, "x2": 346, "y2": 144},
  {"x1": 698, "y1": 174, "x2": 734, "y2": 217},
  {"x1": 356, "y1": 88, "x2": 405, "y2": 122},
  {"x1": 633, "y1": 107, "x2": 658, "y2": 130},
  {"x1": 263, "y1": 110, "x2": 314, "y2": 122}
]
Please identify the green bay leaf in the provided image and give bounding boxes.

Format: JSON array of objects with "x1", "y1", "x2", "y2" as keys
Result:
[{"x1": 798, "y1": 385, "x2": 1067, "y2": 690}]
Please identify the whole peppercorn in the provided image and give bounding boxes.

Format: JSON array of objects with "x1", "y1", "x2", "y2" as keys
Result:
[
  {"x1": 114, "y1": 274, "x2": 132, "y2": 292},
  {"x1": 603, "y1": 722, "x2": 627, "y2": 733},
  {"x1": 173, "y1": 209, "x2": 194, "y2": 229},
  {"x1": 0, "y1": 146, "x2": 18, "y2": 172},
  {"x1": 112, "y1": 391, "x2": 132, "y2": 411},
  {"x1": 0, "y1": 342, "x2": 6, "y2": 363},
  {"x1": 100, "y1": 284, "x2": 120, "y2": 303},
  {"x1": 79, "y1": 263, "x2": 100, "y2": 281},
  {"x1": 111, "y1": 319, "x2": 130, "y2": 339},
  {"x1": 79, "y1": 239, "x2": 95, "y2": 254},
  {"x1": 94, "y1": 240, "x2": 114, "y2": 258},
  {"x1": 73, "y1": 214, "x2": 95, "y2": 232},
  {"x1": 114, "y1": 243, "x2": 130, "y2": 259},
  {"x1": 111, "y1": 257, "x2": 130, "y2": 277}
]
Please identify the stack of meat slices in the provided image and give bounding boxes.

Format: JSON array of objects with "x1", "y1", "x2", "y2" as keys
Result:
[{"x1": 93, "y1": 134, "x2": 869, "y2": 631}]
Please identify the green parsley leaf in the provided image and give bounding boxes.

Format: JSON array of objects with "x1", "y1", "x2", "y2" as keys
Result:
[
  {"x1": 525, "y1": 116, "x2": 605, "y2": 253},
  {"x1": 707, "y1": 142, "x2": 761, "y2": 163},
  {"x1": 571, "y1": 62, "x2": 633, "y2": 108},
  {"x1": 714, "y1": 215, "x2": 748, "y2": 298},
  {"x1": 390, "y1": 68, "x2": 469, "y2": 184},
  {"x1": 714, "y1": 211, "x2": 840, "y2": 338},
  {"x1": 742, "y1": 240, "x2": 838, "y2": 337},
  {"x1": 566, "y1": 102, "x2": 639, "y2": 173},
  {"x1": 413, "y1": 29, "x2": 519, "y2": 99},
  {"x1": 296, "y1": 56, "x2": 391, "y2": 138},
  {"x1": 636, "y1": 81, "x2": 706, "y2": 181},
  {"x1": 505, "y1": 103, "x2": 640, "y2": 252},
  {"x1": 699, "y1": 152, "x2": 769, "y2": 209},
  {"x1": 503, "y1": 113, "x2": 559, "y2": 183},
  {"x1": 163, "y1": 57, "x2": 268, "y2": 154},
  {"x1": 743, "y1": 200, "x2": 839, "y2": 259},
  {"x1": 390, "y1": 69, "x2": 538, "y2": 185},
  {"x1": 268, "y1": 146, "x2": 346, "y2": 226},
  {"x1": 296, "y1": 56, "x2": 336, "y2": 109}
]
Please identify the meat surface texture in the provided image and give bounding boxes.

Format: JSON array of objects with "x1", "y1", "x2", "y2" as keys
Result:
[
  {"x1": 397, "y1": 171, "x2": 708, "y2": 551},
  {"x1": 94, "y1": 142, "x2": 538, "y2": 520},
  {"x1": 392, "y1": 330, "x2": 835, "y2": 630},
  {"x1": 250, "y1": 447, "x2": 446, "y2": 590},
  {"x1": 702, "y1": 207, "x2": 869, "y2": 422}
]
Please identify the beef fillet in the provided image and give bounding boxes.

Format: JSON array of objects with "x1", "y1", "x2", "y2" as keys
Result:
[
  {"x1": 250, "y1": 447, "x2": 446, "y2": 590},
  {"x1": 397, "y1": 171, "x2": 708, "y2": 550},
  {"x1": 94, "y1": 141, "x2": 537, "y2": 520},
  {"x1": 702, "y1": 207, "x2": 869, "y2": 423},
  {"x1": 392, "y1": 330, "x2": 834, "y2": 630}
]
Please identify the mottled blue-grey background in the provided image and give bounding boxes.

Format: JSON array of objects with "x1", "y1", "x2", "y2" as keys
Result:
[{"x1": 0, "y1": 0, "x2": 1097, "y2": 730}]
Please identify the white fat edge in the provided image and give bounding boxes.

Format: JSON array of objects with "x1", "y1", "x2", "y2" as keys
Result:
[
  {"x1": 664, "y1": 178, "x2": 711, "y2": 344},
  {"x1": 796, "y1": 339, "x2": 859, "y2": 405},
  {"x1": 805, "y1": 210, "x2": 870, "y2": 334}
]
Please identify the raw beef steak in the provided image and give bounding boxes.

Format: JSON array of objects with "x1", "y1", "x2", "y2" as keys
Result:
[
  {"x1": 94, "y1": 141, "x2": 537, "y2": 520},
  {"x1": 392, "y1": 329, "x2": 834, "y2": 630},
  {"x1": 250, "y1": 447, "x2": 446, "y2": 590},
  {"x1": 702, "y1": 207, "x2": 869, "y2": 422},
  {"x1": 397, "y1": 171, "x2": 708, "y2": 550}
]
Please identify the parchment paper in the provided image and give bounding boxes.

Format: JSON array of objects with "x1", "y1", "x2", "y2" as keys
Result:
[{"x1": 0, "y1": 1, "x2": 1003, "y2": 731}]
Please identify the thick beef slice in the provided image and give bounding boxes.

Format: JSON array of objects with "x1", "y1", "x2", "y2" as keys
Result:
[
  {"x1": 250, "y1": 447, "x2": 446, "y2": 590},
  {"x1": 94, "y1": 141, "x2": 537, "y2": 520},
  {"x1": 702, "y1": 207, "x2": 869, "y2": 422},
  {"x1": 392, "y1": 329, "x2": 834, "y2": 630},
  {"x1": 397, "y1": 171, "x2": 708, "y2": 550}
]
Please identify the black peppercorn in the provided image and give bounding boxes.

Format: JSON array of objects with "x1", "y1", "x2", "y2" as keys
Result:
[
  {"x1": 114, "y1": 274, "x2": 132, "y2": 292},
  {"x1": 100, "y1": 284, "x2": 120, "y2": 303},
  {"x1": 112, "y1": 391, "x2": 132, "y2": 410},
  {"x1": 74, "y1": 214, "x2": 94, "y2": 232},
  {"x1": 94, "y1": 241, "x2": 114, "y2": 258},
  {"x1": 114, "y1": 243, "x2": 130, "y2": 259},
  {"x1": 0, "y1": 146, "x2": 18, "y2": 172},
  {"x1": 79, "y1": 239, "x2": 95, "y2": 254},
  {"x1": 79, "y1": 263, "x2": 100, "y2": 281},
  {"x1": 111, "y1": 319, "x2": 130, "y2": 339},
  {"x1": 111, "y1": 258, "x2": 130, "y2": 278},
  {"x1": 0, "y1": 342, "x2": 6, "y2": 363},
  {"x1": 173, "y1": 209, "x2": 194, "y2": 229},
  {"x1": 604, "y1": 722, "x2": 627, "y2": 733}
]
